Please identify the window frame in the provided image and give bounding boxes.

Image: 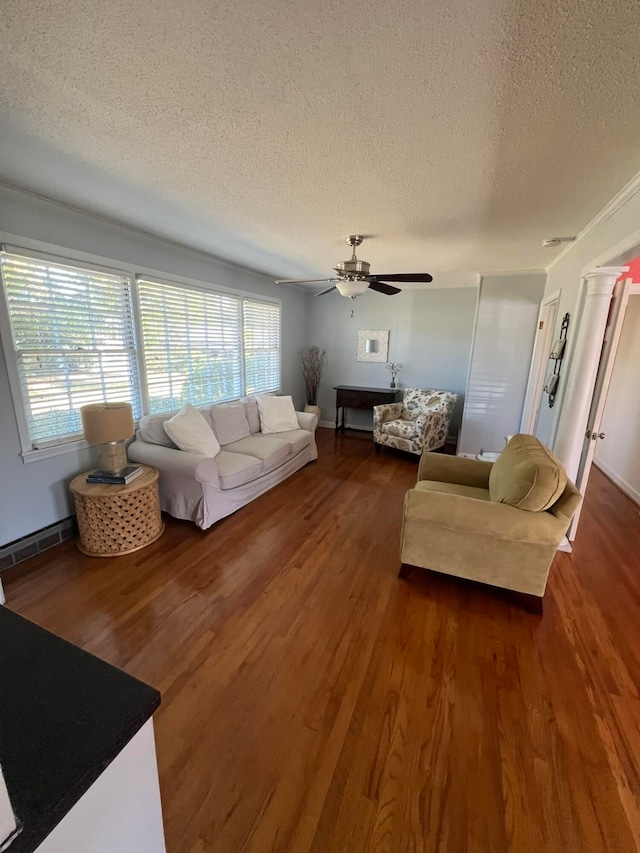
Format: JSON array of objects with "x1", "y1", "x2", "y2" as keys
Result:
[
  {"x1": 1, "y1": 246, "x2": 142, "y2": 449},
  {"x1": 0, "y1": 235, "x2": 283, "y2": 462}
]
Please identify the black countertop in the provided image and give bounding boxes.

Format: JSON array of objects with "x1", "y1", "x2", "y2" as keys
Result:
[{"x1": 0, "y1": 607, "x2": 160, "y2": 852}]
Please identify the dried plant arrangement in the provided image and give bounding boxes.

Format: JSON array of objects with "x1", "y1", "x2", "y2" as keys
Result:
[{"x1": 300, "y1": 346, "x2": 327, "y2": 406}]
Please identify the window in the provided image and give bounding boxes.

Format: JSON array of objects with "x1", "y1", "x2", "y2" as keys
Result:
[
  {"x1": 243, "y1": 298, "x2": 281, "y2": 395},
  {"x1": 0, "y1": 249, "x2": 141, "y2": 448},
  {"x1": 137, "y1": 278, "x2": 281, "y2": 413},
  {"x1": 0, "y1": 246, "x2": 282, "y2": 456},
  {"x1": 137, "y1": 277, "x2": 243, "y2": 413}
]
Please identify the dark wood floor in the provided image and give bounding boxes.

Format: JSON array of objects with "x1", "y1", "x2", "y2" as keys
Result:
[{"x1": 4, "y1": 429, "x2": 640, "y2": 852}]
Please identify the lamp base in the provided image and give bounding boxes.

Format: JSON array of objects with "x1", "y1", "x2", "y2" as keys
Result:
[{"x1": 98, "y1": 440, "x2": 128, "y2": 474}]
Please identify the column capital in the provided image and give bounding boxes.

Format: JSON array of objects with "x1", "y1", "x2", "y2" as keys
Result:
[{"x1": 584, "y1": 266, "x2": 629, "y2": 296}]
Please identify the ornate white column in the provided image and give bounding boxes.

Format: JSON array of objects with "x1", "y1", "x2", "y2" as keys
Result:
[{"x1": 554, "y1": 266, "x2": 628, "y2": 482}]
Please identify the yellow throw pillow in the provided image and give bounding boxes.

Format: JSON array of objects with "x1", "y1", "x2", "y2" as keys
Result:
[{"x1": 489, "y1": 434, "x2": 567, "y2": 512}]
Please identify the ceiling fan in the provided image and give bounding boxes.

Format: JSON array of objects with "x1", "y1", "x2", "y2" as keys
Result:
[{"x1": 275, "y1": 235, "x2": 433, "y2": 299}]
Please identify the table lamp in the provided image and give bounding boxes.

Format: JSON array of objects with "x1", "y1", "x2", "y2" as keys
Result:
[{"x1": 81, "y1": 402, "x2": 134, "y2": 474}]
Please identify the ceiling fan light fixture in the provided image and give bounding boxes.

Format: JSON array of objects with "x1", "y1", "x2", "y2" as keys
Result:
[
  {"x1": 336, "y1": 279, "x2": 370, "y2": 299},
  {"x1": 273, "y1": 236, "x2": 432, "y2": 297}
]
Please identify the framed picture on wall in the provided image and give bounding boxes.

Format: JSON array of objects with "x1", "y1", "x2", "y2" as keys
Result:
[{"x1": 357, "y1": 330, "x2": 389, "y2": 362}]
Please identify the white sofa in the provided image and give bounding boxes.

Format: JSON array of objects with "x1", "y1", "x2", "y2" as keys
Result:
[{"x1": 128, "y1": 396, "x2": 318, "y2": 530}]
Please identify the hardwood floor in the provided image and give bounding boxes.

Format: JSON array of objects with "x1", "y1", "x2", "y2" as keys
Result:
[{"x1": 4, "y1": 429, "x2": 640, "y2": 852}]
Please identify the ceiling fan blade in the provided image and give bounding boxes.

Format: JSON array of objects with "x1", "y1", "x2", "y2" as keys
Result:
[
  {"x1": 274, "y1": 278, "x2": 338, "y2": 285},
  {"x1": 315, "y1": 286, "x2": 338, "y2": 297},
  {"x1": 368, "y1": 281, "x2": 402, "y2": 296},
  {"x1": 368, "y1": 273, "x2": 433, "y2": 283}
]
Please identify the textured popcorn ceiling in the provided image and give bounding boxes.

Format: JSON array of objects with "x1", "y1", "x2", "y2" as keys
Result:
[{"x1": 1, "y1": 0, "x2": 640, "y2": 282}]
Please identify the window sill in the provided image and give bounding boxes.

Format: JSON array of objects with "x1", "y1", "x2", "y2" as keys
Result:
[{"x1": 21, "y1": 439, "x2": 91, "y2": 464}]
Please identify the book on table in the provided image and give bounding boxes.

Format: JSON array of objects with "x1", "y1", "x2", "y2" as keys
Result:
[{"x1": 86, "y1": 465, "x2": 143, "y2": 485}]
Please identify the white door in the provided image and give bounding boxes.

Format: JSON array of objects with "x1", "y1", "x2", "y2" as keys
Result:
[{"x1": 569, "y1": 276, "x2": 632, "y2": 539}]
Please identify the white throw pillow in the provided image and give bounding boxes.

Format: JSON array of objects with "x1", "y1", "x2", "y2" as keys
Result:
[
  {"x1": 256, "y1": 395, "x2": 299, "y2": 434},
  {"x1": 164, "y1": 403, "x2": 221, "y2": 457}
]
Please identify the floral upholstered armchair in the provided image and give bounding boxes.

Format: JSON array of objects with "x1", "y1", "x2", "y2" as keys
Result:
[{"x1": 373, "y1": 388, "x2": 458, "y2": 455}]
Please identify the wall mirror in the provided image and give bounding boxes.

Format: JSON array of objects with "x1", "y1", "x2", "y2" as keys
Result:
[{"x1": 357, "y1": 330, "x2": 389, "y2": 362}]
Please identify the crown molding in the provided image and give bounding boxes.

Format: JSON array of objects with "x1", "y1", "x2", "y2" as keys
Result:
[
  {"x1": 479, "y1": 268, "x2": 546, "y2": 277},
  {"x1": 398, "y1": 277, "x2": 478, "y2": 290},
  {"x1": 0, "y1": 181, "x2": 285, "y2": 283},
  {"x1": 545, "y1": 168, "x2": 640, "y2": 273}
]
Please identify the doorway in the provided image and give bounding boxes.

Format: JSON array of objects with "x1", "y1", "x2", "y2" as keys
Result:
[
  {"x1": 569, "y1": 253, "x2": 640, "y2": 538},
  {"x1": 592, "y1": 293, "x2": 640, "y2": 503}
]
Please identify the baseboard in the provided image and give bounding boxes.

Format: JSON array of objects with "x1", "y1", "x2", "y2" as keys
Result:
[
  {"x1": 0, "y1": 517, "x2": 76, "y2": 572},
  {"x1": 319, "y1": 420, "x2": 373, "y2": 432},
  {"x1": 320, "y1": 422, "x2": 459, "y2": 446},
  {"x1": 593, "y1": 460, "x2": 640, "y2": 507}
]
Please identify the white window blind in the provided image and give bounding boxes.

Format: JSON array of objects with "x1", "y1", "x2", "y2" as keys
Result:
[
  {"x1": 137, "y1": 278, "x2": 243, "y2": 413},
  {"x1": 0, "y1": 251, "x2": 141, "y2": 447},
  {"x1": 243, "y1": 298, "x2": 281, "y2": 394}
]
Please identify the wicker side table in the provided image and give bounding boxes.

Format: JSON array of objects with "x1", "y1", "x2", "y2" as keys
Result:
[{"x1": 69, "y1": 465, "x2": 164, "y2": 557}]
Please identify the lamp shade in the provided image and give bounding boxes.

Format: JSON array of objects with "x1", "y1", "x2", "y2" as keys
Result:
[{"x1": 81, "y1": 402, "x2": 134, "y2": 444}]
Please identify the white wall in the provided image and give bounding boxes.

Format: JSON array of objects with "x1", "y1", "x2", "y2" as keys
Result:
[
  {"x1": 536, "y1": 184, "x2": 640, "y2": 451},
  {"x1": 593, "y1": 296, "x2": 640, "y2": 505},
  {"x1": 307, "y1": 284, "x2": 479, "y2": 434},
  {"x1": 36, "y1": 720, "x2": 165, "y2": 853},
  {"x1": 458, "y1": 273, "x2": 546, "y2": 456},
  {"x1": 0, "y1": 188, "x2": 308, "y2": 546}
]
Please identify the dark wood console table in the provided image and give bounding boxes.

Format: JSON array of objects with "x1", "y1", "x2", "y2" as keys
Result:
[{"x1": 334, "y1": 385, "x2": 399, "y2": 431}]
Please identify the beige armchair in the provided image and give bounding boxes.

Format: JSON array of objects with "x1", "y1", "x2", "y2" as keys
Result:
[
  {"x1": 399, "y1": 434, "x2": 582, "y2": 610},
  {"x1": 373, "y1": 389, "x2": 457, "y2": 455}
]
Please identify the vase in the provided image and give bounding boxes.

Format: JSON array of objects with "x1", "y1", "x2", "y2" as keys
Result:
[
  {"x1": 304, "y1": 404, "x2": 321, "y2": 420},
  {"x1": 390, "y1": 381, "x2": 396, "y2": 389}
]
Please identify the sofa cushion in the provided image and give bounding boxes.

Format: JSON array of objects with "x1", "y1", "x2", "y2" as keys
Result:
[
  {"x1": 416, "y1": 480, "x2": 491, "y2": 502},
  {"x1": 402, "y1": 388, "x2": 431, "y2": 420},
  {"x1": 270, "y1": 428, "x2": 313, "y2": 455},
  {"x1": 489, "y1": 433, "x2": 567, "y2": 512},
  {"x1": 209, "y1": 402, "x2": 251, "y2": 446},
  {"x1": 256, "y1": 394, "x2": 299, "y2": 434},
  {"x1": 223, "y1": 435, "x2": 291, "y2": 472},
  {"x1": 381, "y1": 419, "x2": 417, "y2": 439},
  {"x1": 164, "y1": 403, "x2": 221, "y2": 458},
  {"x1": 402, "y1": 389, "x2": 456, "y2": 421},
  {"x1": 139, "y1": 411, "x2": 178, "y2": 448},
  {"x1": 215, "y1": 450, "x2": 263, "y2": 490},
  {"x1": 240, "y1": 396, "x2": 261, "y2": 434}
]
